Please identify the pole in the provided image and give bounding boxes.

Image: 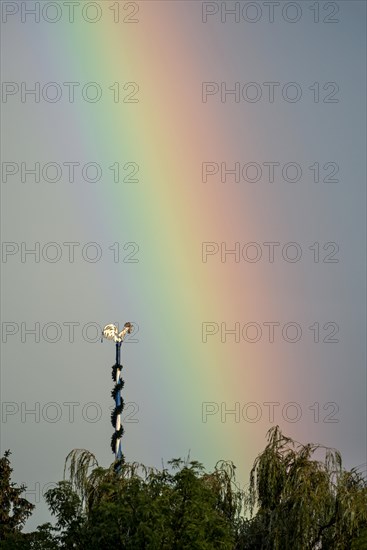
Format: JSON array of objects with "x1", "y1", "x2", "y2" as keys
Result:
[
  {"x1": 102, "y1": 322, "x2": 132, "y2": 469},
  {"x1": 114, "y1": 341, "x2": 123, "y2": 461}
]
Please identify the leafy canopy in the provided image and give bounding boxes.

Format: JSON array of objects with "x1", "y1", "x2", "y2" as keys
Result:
[{"x1": 1, "y1": 427, "x2": 366, "y2": 549}]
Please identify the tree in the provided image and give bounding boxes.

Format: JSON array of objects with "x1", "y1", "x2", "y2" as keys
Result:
[
  {"x1": 352, "y1": 526, "x2": 367, "y2": 549},
  {"x1": 244, "y1": 426, "x2": 367, "y2": 550},
  {"x1": 0, "y1": 450, "x2": 34, "y2": 545},
  {"x1": 2, "y1": 430, "x2": 366, "y2": 549},
  {"x1": 43, "y1": 449, "x2": 243, "y2": 549}
]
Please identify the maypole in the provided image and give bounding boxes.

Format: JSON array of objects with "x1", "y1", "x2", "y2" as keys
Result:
[{"x1": 102, "y1": 322, "x2": 132, "y2": 464}]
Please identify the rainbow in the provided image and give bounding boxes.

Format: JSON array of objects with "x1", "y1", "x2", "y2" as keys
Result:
[{"x1": 11, "y1": 0, "x2": 357, "y2": 491}]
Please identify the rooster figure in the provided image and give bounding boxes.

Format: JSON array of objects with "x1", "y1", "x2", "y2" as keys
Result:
[{"x1": 102, "y1": 322, "x2": 132, "y2": 343}]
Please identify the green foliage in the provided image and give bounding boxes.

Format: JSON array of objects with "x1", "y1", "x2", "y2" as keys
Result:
[
  {"x1": 42, "y1": 481, "x2": 84, "y2": 549},
  {"x1": 1, "y1": 429, "x2": 366, "y2": 549},
  {"x1": 351, "y1": 526, "x2": 367, "y2": 549},
  {"x1": 56, "y1": 451, "x2": 240, "y2": 549},
  {"x1": 246, "y1": 426, "x2": 367, "y2": 549},
  {"x1": 0, "y1": 450, "x2": 34, "y2": 543}
]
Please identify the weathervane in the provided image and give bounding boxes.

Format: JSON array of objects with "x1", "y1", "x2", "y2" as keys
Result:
[{"x1": 102, "y1": 322, "x2": 132, "y2": 464}]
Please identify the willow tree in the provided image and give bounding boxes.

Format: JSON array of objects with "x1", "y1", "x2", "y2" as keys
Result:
[
  {"x1": 246, "y1": 426, "x2": 367, "y2": 550},
  {"x1": 43, "y1": 450, "x2": 244, "y2": 549},
  {"x1": 11, "y1": 428, "x2": 364, "y2": 548}
]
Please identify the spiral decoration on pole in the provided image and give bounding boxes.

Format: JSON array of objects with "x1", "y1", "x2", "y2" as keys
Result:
[{"x1": 102, "y1": 322, "x2": 132, "y2": 464}]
